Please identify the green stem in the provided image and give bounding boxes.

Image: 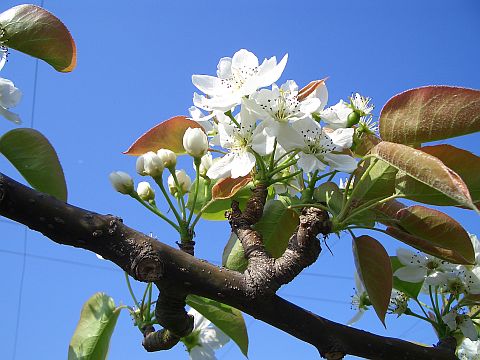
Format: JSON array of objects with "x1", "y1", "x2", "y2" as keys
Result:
[
  {"x1": 274, "y1": 149, "x2": 299, "y2": 166},
  {"x1": 131, "y1": 193, "x2": 179, "y2": 231},
  {"x1": 225, "y1": 110, "x2": 240, "y2": 127},
  {"x1": 341, "y1": 193, "x2": 401, "y2": 225},
  {"x1": 269, "y1": 138, "x2": 278, "y2": 172},
  {"x1": 171, "y1": 171, "x2": 187, "y2": 221},
  {"x1": 268, "y1": 159, "x2": 298, "y2": 178},
  {"x1": 154, "y1": 177, "x2": 182, "y2": 224},
  {"x1": 337, "y1": 159, "x2": 378, "y2": 222},
  {"x1": 191, "y1": 198, "x2": 215, "y2": 228},
  {"x1": 442, "y1": 294, "x2": 455, "y2": 316},
  {"x1": 345, "y1": 226, "x2": 389, "y2": 236},
  {"x1": 187, "y1": 162, "x2": 201, "y2": 225},
  {"x1": 404, "y1": 308, "x2": 438, "y2": 328},
  {"x1": 429, "y1": 285, "x2": 442, "y2": 324},
  {"x1": 414, "y1": 298, "x2": 431, "y2": 320},
  {"x1": 269, "y1": 170, "x2": 303, "y2": 185},
  {"x1": 124, "y1": 272, "x2": 139, "y2": 307}
]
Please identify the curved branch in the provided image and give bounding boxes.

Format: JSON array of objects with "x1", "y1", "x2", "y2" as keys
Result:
[{"x1": 0, "y1": 173, "x2": 457, "y2": 360}]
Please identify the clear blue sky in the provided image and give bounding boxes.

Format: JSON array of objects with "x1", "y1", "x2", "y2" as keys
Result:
[{"x1": 0, "y1": 1, "x2": 479, "y2": 359}]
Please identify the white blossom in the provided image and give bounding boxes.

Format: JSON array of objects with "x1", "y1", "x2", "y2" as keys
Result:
[
  {"x1": 168, "y1": 170, "x2": 191, "y2": 196},
  {"x1": 320, "y1": 100, "x2": 352, "y2": 129},
  {"x1": 157, "y1": 149, "x2": 177, "y2": 169},
  {"x1": 0, "y1": 77, "x2": 22, "y2": 124},
  {"x1": 206, "y1": 105, "x2": 274, "y2": 179},
  {"x1": 393, "y1": 248, "x2": 452, "y2": 284},
  {"x1": 136, "y1": 151, "x2": 164, "y2": 177},
  {"x1": 182, "y1": 308, "x2": 229, "y2": 360},
  {"x1": 276, "y1": 117, "x2": 357, "y2": 174},
  {"x1": 442, "y1": 310, "x2": 478, "y2": 341},
  {"x1": 137, "y1": 181, "x2": 155, "y2": 201},
  {"x1": 457, "y1": 338, "x2": 480, "y2": 360},
  {"x1": 192, "y1": 49, "x2": 288, "y2": 111},
  {"x1": 183, "y1": 127, "x2": 209, "y2": 158},
  {"x1": 197, "y1": 152, "x2": 213, "y2": 176},
  {"x1": 109, "y1": 171, "x2": 134, "y2": 194},
  {"x1": 347, "y1": 273, "x2": 370, "y2": 325}
]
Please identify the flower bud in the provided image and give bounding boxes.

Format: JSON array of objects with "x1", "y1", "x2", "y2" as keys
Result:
[
  {"x1": 198, "y1": 152, "x2": 213, "y2": 175},
  {"x1": 157, "y1": 148, "x2": 177, "y2": 169},
  {"x1": 136, "y1": 151, "x2": 164, "y2": 177},
  {"x1": 137, "y1": 181, "x2": 155, "y2": 201},
  {"x1": 168, "y1": 170, "x2": 191, "y2": 196},
  {"x1": 183, "y1": 127, "x2": 208, "y2": 158},
  {"x1": 109, "y1": 171, "x2": 134, "y2": 194}
]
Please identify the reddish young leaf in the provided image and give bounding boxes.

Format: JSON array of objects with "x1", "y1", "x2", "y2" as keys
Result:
[
  {"x1": 379, "y1": 86, "x2": 480, "y2": 145},
  {"x1": 212, "y1": 176, "x2": 252, "y2": 200},
  {"x1": 386, "y1": 227, "x2": 473, "y2": 265},
  {"x1": 353, "y1": 235, "x2": 392, "y2": 325},
  {"x1": 370, "y1": 141, "x2": 475, "y2": 209},
  {"x1": 124, "y1": 116, "x2": 203, "y2": 155},
  {"x1": 0, "y1": 4, "x2": 76, "y2": 72},
  {"x1": 395, "y1": 205, "x2": 474, "y2": 264},
  {"x1": 298, "y1": 78, "x2": 328, "y2": 101}
]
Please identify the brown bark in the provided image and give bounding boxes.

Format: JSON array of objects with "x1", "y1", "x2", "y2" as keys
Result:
[{"x1": 0, "y1": 173, "x2": 458, "y2": 360}]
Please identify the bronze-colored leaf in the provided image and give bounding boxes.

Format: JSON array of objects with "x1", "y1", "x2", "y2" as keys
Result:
[
  {"x1": 379, "y1": 86, "x2": 480, "y2": 144},
  {"x1": 396, "y1": 205, "x2": 474, "y2": 264},
  {"x1": 370, "y1": 141, "x2": 475, "y2": 209},
  {"x1": 212, "y1": 176, "x2": 252, "y2": 200},
  {"x1": 353, "y1": 235, "x2": 392, "y2": 325},
  {"x1": 0, "y1": 4, "x2": 76, "y2": 72},
  {"x1": 124, "y1": 116, "x2": 203, "y2": 155},
  {"x1": 386, "y1": 227, "x2": 472, "y2": 264}
]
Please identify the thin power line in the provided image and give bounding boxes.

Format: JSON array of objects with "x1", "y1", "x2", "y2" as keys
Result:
[{"x1": 12, "y1": 1, "x2": 44, "y2": 356}]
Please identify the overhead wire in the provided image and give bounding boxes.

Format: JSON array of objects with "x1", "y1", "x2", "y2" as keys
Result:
[{"x1": 12, "y1": 1, "x2": 44, "y2": 357}]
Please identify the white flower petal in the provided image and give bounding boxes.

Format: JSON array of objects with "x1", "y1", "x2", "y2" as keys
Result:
[
  {"x1": 192, "y1": 75, "x2": 226, "y2": 97},
  {"x1": 347, "y1": 308, "x2": 365, "y2": 326},
  {"x1": 394, "y1": 266, "x2": 427, "y2": 283},
  {"x1": 231, "y1": 49, "x2": 259, "y2": 70},
  {"x1": 216, "y1": 57, "x2": 232, "y2": 78},
  {"x1": 327, "y1": 128, "x2": 354, "y2": 149},
  {"x1": 459, "y1": 316, "x2": 479, "y2": 341},
  {"x1": 396, "y1": 248, "x2": 424, "y2": 266},
  {"x1": 256, "y1": 53, "x2": 288, "y2": 89},
  {"x1": 324, "y1": 153, "x2": 357, "y2": 173},
  {"x1": 230, "y1": 152, "x2": 255, "y2": 178},
  {"x1": 189, "y1": 345, "x2": 216, "y2": 360},
  {"x1": 206, "y1": 154, "x2": 235, "y2": 179},
  {"x1": 0, "y1": 106, "x2": 21, "y2": 124},
  {"x1": 297, "y1": 153, "x2": 326, "y2": 173}
]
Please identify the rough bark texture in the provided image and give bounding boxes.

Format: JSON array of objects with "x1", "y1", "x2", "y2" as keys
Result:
[{"x1": 0, "y1": 173, "x2": 458, "y2": 360}]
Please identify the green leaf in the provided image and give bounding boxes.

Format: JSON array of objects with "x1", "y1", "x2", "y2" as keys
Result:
[
  {"x1": 353, "y1": 235, "x2": 392, "y2": 325},
  {"x1": 186, "y1": 295, "x2": 248, "y2": 357},
  {"x1": 395, "y1": 145, "x2": 480, "y2": 207},
  {"x1": 370, "y1": 141, "x2": 475, "y2": 209},
  {"x1": 68, "y1": 293, "x2": 122, "y2": 360},
  {"x1": 187, "y1": 177, "x2": 251, "y2": 221},
  {"x1": 0, "y1": 128, "x2": 67, "y2": 201},
  {"x1": 386, "y1": 226, "x2": 472, "y2": 264},
  {"x1": 379, "y1": 86, "x2": 480, "y2": 145},
  {"x1": 124, "y1": 116, "x2": 203, "y2": 155},
  {"x1": 222, "y1": 232, "x2": 248, "y2": 272},
  {"x1": 390, "y1": 256, "x2": 423, "y2": 299},
  {"x1": 313, "y1": 181, "x2": 343, "y2": 215},
  {"x1": 254, "y1": 199, "x2": 299, "y2": 258},
  {"x1": 395, "y1": 205, "x2": 474, "y2": 264},
  {"x1": 352, "y1": 158, "x2": 397, "y2": 202},
  {"x1": 0, "y1": 4, "x2": 76, "y2": 72}
]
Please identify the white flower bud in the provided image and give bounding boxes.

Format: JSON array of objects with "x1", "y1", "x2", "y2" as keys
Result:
[
  {"x1": 198, "y1": 152, "x2": 213, "y2": 175},
  {"x1": 168, "y1": 170, "x2": 191, "y2": 196},
  {"x1": 138, "y1": 151, "x2": 164, "y2": 177},
  {"x1": 109, "y1": 171, "x2": 134, "y2": 194},
  {"x1": 157, "y1": 148, "x2": 177, "y2": 169},
  {"x1": 183, "y1": 127, "x2": 208, "y2": 158},
  {"x1": 136, "y1": 181, "x2": 155, "y2": 201}
]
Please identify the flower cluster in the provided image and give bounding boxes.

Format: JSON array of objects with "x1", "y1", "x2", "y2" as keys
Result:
[
  {"x1": 189, "y1": 49, "x2": 374, "y2": 185},
  {"x1": 349, "y1": 234, "x2": 480, "y2": 356}
]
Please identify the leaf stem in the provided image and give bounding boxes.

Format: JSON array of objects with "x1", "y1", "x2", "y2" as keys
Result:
[
  {"x1": 187, "y1": 161, "x2": 201, "y2": 225},
  {"x1": 124, "y1": 272, "x2": 139, "y2": 307}
]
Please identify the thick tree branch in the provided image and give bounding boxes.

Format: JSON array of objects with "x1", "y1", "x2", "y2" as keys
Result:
[{"x1": 0, "y1": 173, "x2": 458, "y2": 360}]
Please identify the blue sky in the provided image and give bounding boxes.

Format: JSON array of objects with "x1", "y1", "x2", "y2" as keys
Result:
[{"x1": 0, "y1": 1, "x2": 479, "y2": 359}]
